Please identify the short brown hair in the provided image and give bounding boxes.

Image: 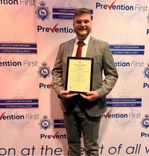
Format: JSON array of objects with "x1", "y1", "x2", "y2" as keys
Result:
[{"x1": 74, "y1": 8, "x2": 91, "y2": 18}]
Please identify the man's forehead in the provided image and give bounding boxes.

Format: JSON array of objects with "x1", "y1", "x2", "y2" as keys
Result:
[{"x1": 74, "y1": 14, "x2": 91, "y2": 20}]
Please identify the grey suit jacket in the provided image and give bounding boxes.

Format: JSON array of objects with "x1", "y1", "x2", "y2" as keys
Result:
[{"x1": 52, "y1": 36, "x2": 118, "y2": 117}]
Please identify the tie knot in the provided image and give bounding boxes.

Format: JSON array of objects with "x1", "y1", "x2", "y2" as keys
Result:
[{"x1": 77, "y1": 41, "x2": 85, "y2": 46}]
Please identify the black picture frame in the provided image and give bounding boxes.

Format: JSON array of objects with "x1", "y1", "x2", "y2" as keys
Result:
[{"x1": 65, "y1": 57, "x2": 94, "y2": 93}]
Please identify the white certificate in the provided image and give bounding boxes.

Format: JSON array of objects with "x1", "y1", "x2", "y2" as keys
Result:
[{"x1": 66, "y1": 57, "x2": 93, "y2": 93}]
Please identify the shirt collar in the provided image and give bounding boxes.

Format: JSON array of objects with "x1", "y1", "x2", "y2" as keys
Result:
[{"x1": 75, "y1": 33, "x2": 91, "y2": 45}]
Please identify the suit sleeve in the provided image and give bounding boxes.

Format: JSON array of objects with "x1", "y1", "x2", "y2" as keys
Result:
[
  {"x1": 96, "y1": 42, "x2": 118, "y2": 97},
  {"x1": 52, "y1": 44, "x2": 65, "y2": 96}
]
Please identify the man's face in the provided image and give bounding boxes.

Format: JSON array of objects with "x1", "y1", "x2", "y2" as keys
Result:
[{"x1": 73, "y1": 13, "x2": 92, "y2": 40}]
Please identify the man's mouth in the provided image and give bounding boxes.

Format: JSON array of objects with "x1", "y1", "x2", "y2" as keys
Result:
[{"x1": 79, "y1": 28, "x2": 87, "y2": 31}]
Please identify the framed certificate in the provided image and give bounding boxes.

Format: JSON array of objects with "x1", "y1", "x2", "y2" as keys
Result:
[{"x1": 66, "y1": 57, "x2": 94, "y2": 93}]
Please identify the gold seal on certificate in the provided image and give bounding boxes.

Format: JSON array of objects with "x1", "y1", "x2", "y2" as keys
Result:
[{"x1": 66, "y1": 57, "x2": 94, "y2": 93}]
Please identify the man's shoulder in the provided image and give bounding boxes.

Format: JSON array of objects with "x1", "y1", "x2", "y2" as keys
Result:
[
  {"x1": 60, "y1": 38, "x2": 75, "y2": 46},
  {"x1": 91, "y1": 36, "x2": 108, "y2": 45},
  {"x1": 90, "y1": 36, "x2": 109, "y2": 47}
]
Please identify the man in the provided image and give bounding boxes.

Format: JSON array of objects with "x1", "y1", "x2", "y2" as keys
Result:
[{"x1": 52, "y1": 8, "x2": 118, "y2": 156}]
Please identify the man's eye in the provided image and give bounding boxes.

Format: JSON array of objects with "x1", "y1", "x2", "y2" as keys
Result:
[
  {"x1": 84, "y1": 20, "x2": 89, "y2": 23},
  {"x1": 76, "y1": 21, "x2": 81, "y2": 24}
]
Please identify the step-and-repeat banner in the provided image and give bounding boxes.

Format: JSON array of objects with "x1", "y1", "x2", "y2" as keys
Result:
[{"x1": 0, "y1": 0, "x2": 149, "y2": 155}]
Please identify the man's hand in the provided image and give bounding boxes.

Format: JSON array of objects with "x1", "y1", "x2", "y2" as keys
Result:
[
  {"x1": 80, "y1": 91, "x2": 99, "y2": 102},
  {"x1": 59, "y1": 90, "x2": 78, "y2": 99}
]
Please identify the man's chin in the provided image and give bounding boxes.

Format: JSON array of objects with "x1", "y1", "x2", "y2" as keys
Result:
[{"x1": 77, "y1": 33, "x2": 88, "y2": 40}]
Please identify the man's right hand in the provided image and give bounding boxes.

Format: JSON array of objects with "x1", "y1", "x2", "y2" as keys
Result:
[{"x1": 59, "y1": 90, "x2": 78, "y2": 99}]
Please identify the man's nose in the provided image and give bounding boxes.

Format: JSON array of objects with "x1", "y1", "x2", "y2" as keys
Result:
[{"x1": 80, "y1": 22, "x2": 86, "y2": 26}]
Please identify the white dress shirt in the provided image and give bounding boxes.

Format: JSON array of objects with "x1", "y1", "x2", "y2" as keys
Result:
[{"x1": 72, "y1": 34, "x2": 91, "y2": 57}]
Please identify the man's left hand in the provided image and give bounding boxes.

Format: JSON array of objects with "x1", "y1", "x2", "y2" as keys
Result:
[{"x1": 80, "y1": 91, "x2": 99, "y2": 102}]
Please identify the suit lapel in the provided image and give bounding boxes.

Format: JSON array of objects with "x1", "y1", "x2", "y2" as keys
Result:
[
  {"x1": 86, "y1": 36, "x2": 95, "y2": 57},
  {"x1": 65, "y1": 38, "x2": 75, "y2": 57}
]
